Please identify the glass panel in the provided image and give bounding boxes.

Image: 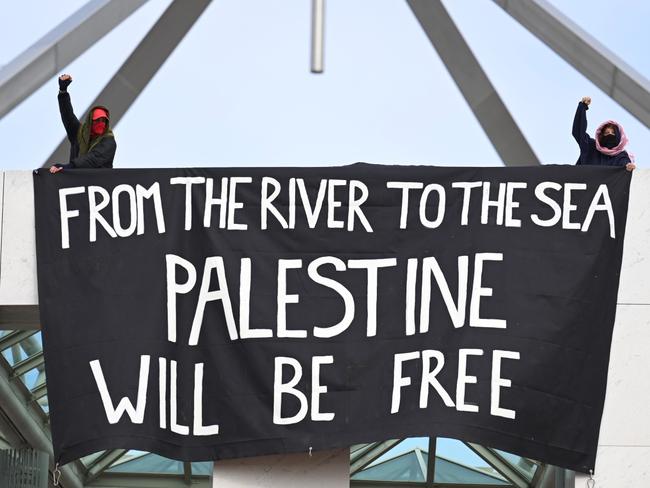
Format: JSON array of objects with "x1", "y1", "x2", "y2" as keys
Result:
[
  {"x1": 36, "y1": 394, "x2": 49, "y2": 414},
  {"x1": 0, "y1": 330, "x2": 28, "y2": 366},
  {"x1": 352, "y1": 437, "x2": 429, "y2": 482},
  {"x1": 0, "y1": 330, "x2": 16, "y2": 352},
  {"x1": 17, "y1": 331, "x2": 42, "y2": 357},
  {"x1": 106, "y1": 451, "x2": 148, "y2": 471},
  {"x1": 21, "y1": 366, "x2": 44, "y2": 390},
  {"x1": 494, "y1": 448, "x2": 538, "y2": 481},
  {"x1": 0, "y1": 331, "x2": 46, "y2": 392},
  {"x1": 1, "y1": 331, "x2": 43, "y2": 372},
  {"x1": 434, "y1": 438, "x2": 509, "y2": 485},
  {"x1": 191, "y1": 461, "x2": 213, "y2": 476},
  {"x1": 351, "y1": 443, "x2": 370, "y2": 455},
  {"x1": 1, "y1": 346, "x2": 19, "y2": 366}
]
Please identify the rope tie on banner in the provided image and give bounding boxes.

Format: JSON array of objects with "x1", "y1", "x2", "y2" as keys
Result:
[
  {"x1": 586, "y1": 469, "x2": 595, "y2": 488},
  {"x1": 309, "y1": 446, "x2": 313, "y2": 457},
  {"x1": 53, "y1": 462, "x2": 61, "y2": 486}
]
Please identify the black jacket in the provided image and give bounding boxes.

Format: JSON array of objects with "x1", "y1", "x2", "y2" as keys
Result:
[
  {"x1": 572, "y1": 101, "x2": 630, "y2": 166},
  {"x1": 58, "y1": 92, "x2": 116, "y2": 168}
]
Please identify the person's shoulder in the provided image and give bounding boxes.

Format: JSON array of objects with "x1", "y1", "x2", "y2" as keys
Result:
[
  {"x1": 101, "y1": 134, "x2": 117, "y2": 152},
  {"x1": 100, "y1": 134, "x2": 116, "y2": 145}
]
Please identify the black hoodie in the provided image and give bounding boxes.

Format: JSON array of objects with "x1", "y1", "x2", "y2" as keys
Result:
[
  {"x1": 572, "y1": 101, "x2": 630, "y2": 166},
  {"x1": 57, "y1": 92, "x2": 116, "y2": 168}
]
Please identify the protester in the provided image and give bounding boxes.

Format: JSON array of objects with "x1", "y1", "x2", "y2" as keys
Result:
[
  {"x1": 50, "y1": 74, "x2": 116, "y2": 173},
  {"x1": 573, "y1": 96, "x2": 635, "y2": 171}
]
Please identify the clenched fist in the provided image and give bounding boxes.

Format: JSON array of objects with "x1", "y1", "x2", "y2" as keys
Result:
[
  {"x1": 581, "y1": 96, "x2": 591, "y2": 106},
  {"x1": 58, "y1": 74, "x2": 72, "y2": 92}
]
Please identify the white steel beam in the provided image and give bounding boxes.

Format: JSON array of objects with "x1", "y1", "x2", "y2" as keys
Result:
[
  {"x1": 311, "y1": 0, "x2": 325, "y2": 73},
  {"x1": 407, "y1": 0, "x2": 540, "y2": 166},
  {"x1": 349, "y1": 440, "x2": 402, "y2": 475},
  {"x1": 493, "y1": 0, "x2": 650, "y2": 128},
  {"x1": 466, "y1": 442, "x2": 529, "y2": 488},
  {"x1": 0, "y1": 0, "x2": 148, "y2": 119},
  {"x1": 44, "y1": 0, "x2": 212, "y2": 167}
]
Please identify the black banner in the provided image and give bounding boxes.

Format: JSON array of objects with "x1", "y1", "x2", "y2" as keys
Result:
[{"x1": 34, "y1": 164, "x2": 630, "y2": 473}]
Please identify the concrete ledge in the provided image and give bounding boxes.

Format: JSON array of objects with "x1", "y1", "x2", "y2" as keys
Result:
[{"x1": 0, "y1": 171, "x2": 37, "y2": 305}]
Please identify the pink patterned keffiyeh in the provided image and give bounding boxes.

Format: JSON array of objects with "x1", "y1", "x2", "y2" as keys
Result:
[{"x1": 594, "y1": 120, "x2": 635, "y2": 162}]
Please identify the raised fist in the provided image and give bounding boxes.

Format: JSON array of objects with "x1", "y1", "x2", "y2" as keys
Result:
[
  {"x1": 58, "y1": 74, "x2": 72, "y2": 92},
  {"x1": 581, "y1": 96, "x2": 591, "y2": 106}
]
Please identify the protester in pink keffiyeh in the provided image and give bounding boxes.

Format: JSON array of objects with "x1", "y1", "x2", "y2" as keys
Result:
[{"x1": 572, "y1": 96, "x2": 635, "y2": 171}]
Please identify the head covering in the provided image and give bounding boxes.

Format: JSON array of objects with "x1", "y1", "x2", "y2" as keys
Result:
[
  {"x1": 594, "y1": 119, "x2": 634, "y2": 162},
  {"x1": 77, "y1": 105, "x2": 113, "y2": 156},
  {"x1": 92, "y1": 107, "x2": 109, "y2": 120}
]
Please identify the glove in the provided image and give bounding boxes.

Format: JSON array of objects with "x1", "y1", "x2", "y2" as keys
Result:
[{"x1": 58, "y1": 76, "x2": 72, "y2": 92}]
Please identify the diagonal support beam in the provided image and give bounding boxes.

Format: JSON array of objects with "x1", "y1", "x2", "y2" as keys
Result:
[
  {"x1": 406, "y1": 0, "x2": 540, "y2": 166},
  {"x1": 85, "y1": 449, "x2": 128, "y2": 483},
  {"x1": 413, "y1": 447, "x2": 428, "y2": 480},
  {"x1": 493, "y1": 0, "x2": 650, "y2": 129},
  {"x1": 466, "y1": 442, "x2": 529, "y2": 488},
  {"x1": 350, "y1": 439, "x2": 402, "y2": 475},
  {"x1": 44, "y1": 0, "x2": 212, "y2": 167},
  {"x1": 0, "y1": 0, "x2": 148, "y2": 119},
  {"x1": 350, "y1": 443, "x2": 379, "y2": 464}
]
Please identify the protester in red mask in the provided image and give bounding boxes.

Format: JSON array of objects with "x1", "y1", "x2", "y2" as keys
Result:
[{"x1": 50, "y1": 74, "x2": 116, "y2": 173}]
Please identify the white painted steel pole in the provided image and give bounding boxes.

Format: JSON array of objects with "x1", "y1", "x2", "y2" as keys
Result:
[{"x1": 311, "y1": 0, "x2": 325, "y2": 73}]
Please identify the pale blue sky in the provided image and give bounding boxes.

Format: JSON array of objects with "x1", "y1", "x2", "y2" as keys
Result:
[{"x1": 0, "y1": 0, "x2": 648, "y2": 170}]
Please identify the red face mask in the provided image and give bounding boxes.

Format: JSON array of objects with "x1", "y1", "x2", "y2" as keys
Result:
[{"x1": 91, "y1": 120, "x2": 107, "y2": 136}]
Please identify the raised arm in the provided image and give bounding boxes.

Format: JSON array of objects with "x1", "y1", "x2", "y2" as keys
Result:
[
  {"x1": 572, "y1": 96, "x2": 593, "y2": 156},
  {"x1": 57, "y1": 74, "x2": 80, "y2": 144}
]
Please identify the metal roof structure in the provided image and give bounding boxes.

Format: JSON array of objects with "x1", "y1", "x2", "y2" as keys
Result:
[{"x1": 353, "y1": 448, "x2": 510, "y2": 484}]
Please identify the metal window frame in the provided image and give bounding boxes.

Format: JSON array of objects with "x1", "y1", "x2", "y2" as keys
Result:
[{"x1": 350, "y1": 435, "x2": 536, "y2": 488}]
